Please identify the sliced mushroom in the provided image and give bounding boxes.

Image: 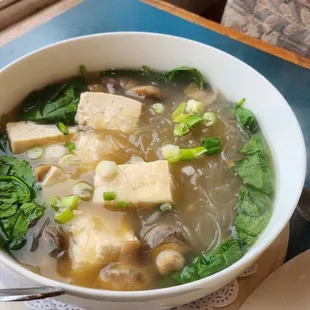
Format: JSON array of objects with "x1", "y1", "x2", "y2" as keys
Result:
[
  {"x1": 143, "y1": 224, "x2": 186, "y2": 249},
  {"x1": 87, "y1": 84, "x2": 108, "y2": 93},
  {"x1": 184, "y1": 82, "x2": 218, "y2": 104},
  {"x1": 129, "y1": 85, "x2": 164, "y2": 100},
  {"x1": 43, "y1": 226, "x2": 69, "y2": 258},
  {"x1": 156, "y1": 249, "x2": 186, "y2": 275},
  {"x1": 99, "y1": 263, "x2": 152, "y2": 291}
]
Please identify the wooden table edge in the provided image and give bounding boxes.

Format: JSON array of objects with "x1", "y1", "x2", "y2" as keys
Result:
[{"x1": 142, "y1": 0, "x2": 310, "y2": 70}]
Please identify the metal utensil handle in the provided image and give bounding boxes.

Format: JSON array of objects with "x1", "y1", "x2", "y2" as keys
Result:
[{"x1": 0, "y1": 286, "x2": 65, "y2": 302}]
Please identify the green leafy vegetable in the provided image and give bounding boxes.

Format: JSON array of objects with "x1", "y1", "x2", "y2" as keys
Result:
[
  {"x1": 234, "y1": 151, "x2": 274, "y2": 197},
  {"x1": 21, "y1": 77, "x2": 86, "y2": 125},
  {"x1": 170, "y1": 238, "x2": 243, "y2": 284},
  {"x1": 0, "y1": 156, "x2": 44, "y2": 250},
  {"x1": 236, "y1": 187, "x2": 272, "y2": 251},
  {"x1": 0, "y1": 133, "x2": 11, "y2": 156},
  {"x1": 174, "y1": 113, "x2": 204, "y2": 136},
  {"x1": 238, "y1": 133, "x2": 267, "y2": 155},
  {"x1": 202, "y1": 137, "x2": 222, "y2": 155},
  {"x1": 101, "y1": 66, "x2": 158, "y2": 79},
  {"x1": 160, "y1": 66, "x2": 204, "y2": 89},
  {"x1": 235, "y1": 98, "x2": 259, "y2": 134}
]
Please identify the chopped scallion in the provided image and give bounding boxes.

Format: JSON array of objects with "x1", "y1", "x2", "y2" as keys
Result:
[
  {"x1": 65, "y1": 142, "x2": 76, "y2": 152},
  {"x1": 179, "y1": 146, "x2": 207, "y2": 160},
  {"x1": 152, "y1": 103, "x2": 165, "y2": 114},
  {"x1": 26, "y1": 146, "x2": 44, "y2": 160},
  {"x1": 174, "y1": 113, "x2": 204, "y2": 136},
  {"x1": 57, "y1": 122, "x2": 69, "y2": 135},
  {"x1": 161, "y1": 144, "x2": 181, "y2": 163},
  {"x1": 185, "y1": 99, "x2": 204, "y2": 114},
  {"x1": 73, "y1": 182, "x2": 94, "y2": 201},
  {"x1": 103, "y1": 191, "x2": 116, "y2": 201},
  {"x1": 173, "y1": 113, "x2": 189, "y2": 123},
  {"x1": 55, "y1": 208, "x2": 74, "y2": 224},
  {"x1": 159, "y1": 202, "x2": 173, "y2": 212},
  {"x1": 202, "y1": 137, "x2": 222, "y2": 155},
  {"x1": 118, "y1": 201, "x2": 128, "y2": 209},
  {"x1": 61, "y1": 195, "x2": 80, "y2": 210},
  {"x1": 96, "y1": 161, "x2": 117, "y2": 178},
  {"x1": 48, "y1": 196, "x2": 61, "y2": 211},
  {"x1": 172, "y1": 102, "x2": 186, "y2": 121},
  {"x1": 203, "y1": 112, "x2": 217, "y2": 127}
]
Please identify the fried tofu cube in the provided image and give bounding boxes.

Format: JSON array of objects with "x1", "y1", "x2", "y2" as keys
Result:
[
  {"x1": 93, "y1": 160, "x2": 174, "y2": 207},
  {"x1": 76, "y1": 92, "x2": 142, "y2": 133},
  {"x1": 6, "y1": 121, "x2": 76, "y2": 154}
]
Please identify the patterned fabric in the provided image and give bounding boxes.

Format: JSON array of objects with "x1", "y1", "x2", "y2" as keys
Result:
[{"x1": 221, "y1": 0, "x2": 310, "y2": 57}]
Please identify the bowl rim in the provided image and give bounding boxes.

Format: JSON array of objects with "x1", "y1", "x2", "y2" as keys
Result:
[{"x1": 0, "y1": 31, "x2": 306, "y2": 301}]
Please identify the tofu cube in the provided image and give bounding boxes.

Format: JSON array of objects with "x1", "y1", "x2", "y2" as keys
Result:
[
  {"x1": 76, "y1": 92, "x2": 142, "y2": 133},
  {"x1": 34, "y1": 164, "x2": 68, "y2": 187},
  {"x1": 6, "y1": 121, "x2": 76, "y2": 154},
  {"x1": 93, "y1": 160, "x2": 174, "y2": 207},
  {"x1": 69, "y1": 212, "x2": 140, "y2": 271}
]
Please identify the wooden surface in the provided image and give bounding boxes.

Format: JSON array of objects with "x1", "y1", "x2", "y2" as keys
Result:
[
  {"x1": 143, "y1": 0, "x2": 310, "y2": 69},
  {"x1": 240, "y1": 249, "x2": 310, "y2": 310},
  {"x1": 223, "y1": 224, "x2": 290, "y2": 309},
  {"x1": 0, "y1": 0, "x2": 84, "y2": 46}
]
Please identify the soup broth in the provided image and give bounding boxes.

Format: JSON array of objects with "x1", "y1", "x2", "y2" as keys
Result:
[{"x1": 0, "y1": 67, "x2": 274, "y2": 290}]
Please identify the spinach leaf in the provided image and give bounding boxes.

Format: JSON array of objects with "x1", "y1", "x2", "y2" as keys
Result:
[
  {"x1": 0, "y1": 157, "x2": 35, "y2": 189},
  {"x1": 235, "y1": 99, "x2": 259, "y2": 134},
  {"x1": 235, "y1": 151, "x2": 274, "y2": 197},
  {"x1": 0, "y1": 132, "x2": 11, "y2": 156},
  {"x1": 0, "y1": 156, "x2": 44, "y2": 250},
  {"x1": 160, "y1": 66, "x2": 204, "y2": 89},
  {"x1": 238, "y1": 133, "x2": 267, "y2": 155},
  {"x1": 170, "y1": 238, "x2": 243, "y2": 284},
  {"x1": 236, "y1": 186, "x2": 272, "y2": 251},
  {"x1": 21, "y1": 77, "x2": 86, "y2": 125}
]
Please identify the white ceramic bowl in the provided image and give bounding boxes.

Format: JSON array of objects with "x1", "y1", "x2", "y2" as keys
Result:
[{"x1": 0, "y1": 32, "x2": 306, "y2": 310}]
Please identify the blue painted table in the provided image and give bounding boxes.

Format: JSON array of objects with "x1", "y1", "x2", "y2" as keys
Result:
[{"x1": 0, "y1": 0, "x2": 309, "y2": 258}]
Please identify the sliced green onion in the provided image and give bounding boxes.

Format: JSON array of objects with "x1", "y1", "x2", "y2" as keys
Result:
[
  {"x1": 172, "y1": 102, "x2": 186, "y2": 121},
  {"x1": 48, "y1": 196, "x2": 61, "y2": 211},
  {"x1": 117, "y1": 201, "x2": 128, "y2": 209},
  {"x1": 57, "y1": 122, "x2": 69, "y2": 135},
  {"x1": 159, "y1": 202, "x2": 173, "y2": 212},
  {"x1": 72, "y1": 181, "x2": 94, "y2": 201},
  {"x1": 202, "y1": 137, "x2": 222, "y2": 155},
  {"x1": 179, "y1": 146, "x2": 207, "y2": 160},
  {"x1": 161, "y1": 144, "x2": 181, "y2": 163},
  {"x1": 55, "y1": 208, "x2": 74, "y2": 224},
  {"x1": 173, "y1": 113, "x2": 189, "y2": 123},
  {"x1": 96, "y1": 161, "x2": 117, "y2": 178},
  {"x1": 174, "y1": 113, "x2": 204, "y2": 136},
  {"x1": 174, "y1": 123, "x2": 189, "y2": 136},
  {"x1": 203, "y1": 112, "x2": 217, "y2": 127},
  {"x1": 65, "y1": 142, "x2": 76, "y2": 152},
  {"x1": 26, "y1": 146, "x2": 44, "y2": 160},
  {"x1": 185, "y1": 99, "x2": 204, "y2": 114},
  {"x1": 58, "y1": 154, "x2": 78, "y2": 167},
  {"x1": 103, "y1": 191, "x2": 116, "y2": 201},
  {"x1": 61, "y1": 195, "x2": 80, "y2": 210},
  {"x1": 152, "y1": 103, "x2": 165, "y2": 114}
]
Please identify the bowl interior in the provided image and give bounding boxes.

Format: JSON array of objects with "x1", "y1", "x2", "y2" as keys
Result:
[{"x1": 0, "y1": 32, "x2": 306, "y2": 298}]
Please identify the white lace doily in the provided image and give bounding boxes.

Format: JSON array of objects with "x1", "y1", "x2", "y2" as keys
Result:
[{"x1": 25, "y1": 262, "x2": 258, "y2": 310}]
